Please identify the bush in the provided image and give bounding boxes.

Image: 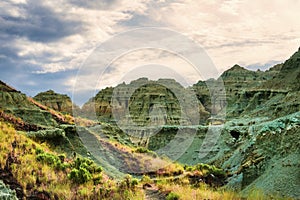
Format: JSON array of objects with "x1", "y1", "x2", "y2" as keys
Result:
[
  {"x1": 36, "y1": 151, "x2": 68, "y2": 171},
  {"x1": 68, "y1": 157, "x2": 102, "y2": 184},
  {"x1": 72, "y1": 157, "x2": 102, "y2": 174},
  {"x1": 135, "y1": 147, "x2": 149, "y2": 153},
  {"x1": 131, "y1": 178, "x2": 139, "y2": 188},
  {"x1": 141, "y1": 175, "x2": 152, "y2": 183},
  {"x1": 35, "y1": 147, "x2": 44, "y2": 154},
  {"x1": 187, "y1": 163, "x2": 226, "y2": 177},
  {"x1": 194, "y1": 163, "x2": 211, "y2": 171},
  {"x1": 119, "y1": 174, "x2": 138, "y2": 190},
  {"x1": 68, "y1": 167, "x2": 92, "y2": 184},
  {"x1": 35, "y1": 148, "x2": 103, "y2": 185},
  {"x1": 55, "y1": 161, "x2": 69, "y2": 171},
  {"x1": 93, "y1": 174, "x2": 103, "y2": 185},
  {"x1": 134, "y1": 147, "x2": 157, "y2": 157},
  {"x1": 36, "y1": 153, "x2": 59, "y2": 166},
  {"x1": 58, "y1": 154, "x2": 66, "y2": 163},
  {"x1": 185, "y1": 166, "x2": 194, "y2": 171},
  {"x1": 166, "y1": 192, "x2": 180, "y2": 200}
]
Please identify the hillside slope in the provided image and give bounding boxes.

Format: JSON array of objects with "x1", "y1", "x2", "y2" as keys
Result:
[{"x1": 182, "y1": 48, "x2": 300, "y2": 198}]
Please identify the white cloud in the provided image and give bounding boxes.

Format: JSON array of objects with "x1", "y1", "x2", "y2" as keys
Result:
[
  {"x1": 96, "y1": 48, "x2": 204, "y2": 87},
  {"x1": 2, "y1": 0, "x2": 149, "y2": 74},
  {"x1": 143, "y1": 0, "x2": 300, "y2": 70},
  {"x1": 6, "y1": 0, "x2": 300, "y2": 75},
  {"x1": 1, "y1": 0, "x2": 300, "y2": 104}
]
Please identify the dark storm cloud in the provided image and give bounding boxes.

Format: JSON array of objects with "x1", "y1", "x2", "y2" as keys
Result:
[
  {"x1": 0, "y1": 26, "x2": 21, "y2": 60},
  {"x1": 0, "y1": 0, "x2": 85, "y2": 99},
  {"x1": 0, "y1": 2, "x2": 81, "y2": 43},
  {"x1": 0, "y1": 57, "x2": 39, "y2": 93},
  {"x1": 0, "y1": 44, "x2": 20, "y2": 60}
]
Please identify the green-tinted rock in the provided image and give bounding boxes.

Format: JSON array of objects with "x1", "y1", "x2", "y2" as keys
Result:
[
  {"x1": 34, "y1": 90, "x2": 79, "y2": 114},
  {"x1": 0, "y1": 180, "x2": 18, "y2": 200}
]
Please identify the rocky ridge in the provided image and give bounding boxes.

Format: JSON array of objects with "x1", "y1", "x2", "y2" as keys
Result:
[{"x1": 82, "y1": 78, "x2": 209, "y2": 125}]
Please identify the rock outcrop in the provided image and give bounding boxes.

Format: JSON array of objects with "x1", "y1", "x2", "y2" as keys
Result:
[
  {"x1": 34, "y1": 90, "x2": 79, "y2": 114},
  {"x1": 81, "y1": 78, "x2": 211, "y2": 148},
  {"x1": 82, "y1": 78, "x2": 209, "y2": 125},
  {"x1": 192, "y1": 58, "x2": 298, "y2": 121}
]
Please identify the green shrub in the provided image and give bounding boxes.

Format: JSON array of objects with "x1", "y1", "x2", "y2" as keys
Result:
[
  {"x1": 35, "y1": 147, "x2": 44, "y2": 154},
  {"x1": 119, "y1": 174, "x2": 137, "y2": 190},
  {"x1": 36, "y1": 151, "x2": 69, "y2": 171},
  {"x1": 135, "y1": 147, "x2": 149, "y2": 153},
  {"x1": 36, "y1": 153, "x2": 59, "y2": 166},
  {"x1": 187, "y1": 163, "x2": 226, "y2": 177},
  {"x1": 141, "y1": 175, "x2": 152, "y2": 183},
  {"x1": 185, "y1": 166, "x2": 194, "y2": 171},
  {"x1": 194, "y1": 163, "x2": 211, "y2": 171},
  {"x1": 93, "y1": 174, "x2": 103, "y2": 185},
  {"x1": 210, "y1": 165, "x2": 226, "y2": 177},
  {"x1": 131, "y1": 178, "x2": 139, "y2": 188},
  {"x1": 135, "y1": 147, "x2": 157, "y2": 157},
  {"x1": 35, "y1": 148, "x2": 103, "y2": 185},
  {"x1": 55, "y1": 161, "x2": 69, "y2": 171},
  {"x1": 72, "y1": 157, "x2": 102, "y2": 174},
  {"x1": 68, "y1": 157, "x2": 102, "y2": 184},
  {"x1": 58, "y1": 154, "x2": 66, "y2": 163},
  {"x1": 68, "y1": 168, "x2": 80, "y2": 182},
  {"x1": 68, "y1": 167, "x2": 92, "y2": 184},
  {"x1": 166, "y1": 192, "x2": 180, "y2": 200}
]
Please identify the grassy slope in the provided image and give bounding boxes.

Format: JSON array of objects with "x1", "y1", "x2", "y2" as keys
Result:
[
  {"x1": 1, "y1": 120, "x2": 277, "y2": 200},
  {"x1": 0, "y1": 121, "x2": 143, "y2": 199}
]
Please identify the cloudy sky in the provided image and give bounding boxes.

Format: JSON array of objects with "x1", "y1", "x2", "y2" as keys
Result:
[{"x1": 1, "y1": 0, "x2": 300, "y2": 105}]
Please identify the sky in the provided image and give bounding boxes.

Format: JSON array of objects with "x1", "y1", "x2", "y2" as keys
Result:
[{"x1": 1, "y1": 0, "x2": 300, "y2": 105}]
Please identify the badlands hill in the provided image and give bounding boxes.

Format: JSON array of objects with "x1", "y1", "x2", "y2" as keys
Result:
[
  {"x1": 77, "y1": 48, "x2": 300, "y2": 198},
  {"x1": 0, "y1": 48, "x2": 299, "y2": 199}
]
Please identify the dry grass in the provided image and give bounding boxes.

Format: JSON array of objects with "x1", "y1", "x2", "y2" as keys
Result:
[
  {"x1": 0, "y1": 121, "x2": 142, "y2": 199},
  {"x1": 155, "y1": 181, "x2": 294, "y2": 200},
  {"x1": 157, "y1": 182, "x2": 241, "y2": 200}
]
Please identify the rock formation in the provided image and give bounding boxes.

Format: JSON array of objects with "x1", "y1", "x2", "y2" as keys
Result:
[
  {"x1": 82, "y1": 78, "x2": 209, "y2": 125},
  {"x1": 148, "y1": 48, "x2": 300, "y2": 198},
  {"x1": 81, "y1": 78, "x2": 210, "y2": 147},
  {"x1": 34, "y1": 90, "x2": 79, "y2": 114}
]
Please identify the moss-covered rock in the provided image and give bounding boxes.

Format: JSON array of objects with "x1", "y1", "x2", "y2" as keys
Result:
[{"x1": 0, "y1": 180, "x2": 18, "y2": 200}]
